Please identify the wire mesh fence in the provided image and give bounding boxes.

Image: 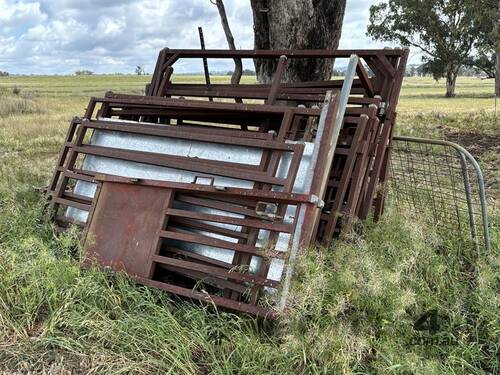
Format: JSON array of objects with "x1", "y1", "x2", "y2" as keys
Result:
[{"x1": 389, "y1": 135, "x2": 491, "y2": 254}]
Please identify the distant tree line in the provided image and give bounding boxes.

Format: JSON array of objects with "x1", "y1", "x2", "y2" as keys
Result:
[
  {"x1": 0, "y1": 71, "x2": 9, "y2": 77},
  {"x1": 405, "y1": 64, "x2": 487, "y2": 77},
  {"x1": 75, "y1": 70, "x2": 94, "y2": 76},
  {"x1": 226, "y1": 69, "x2": 256, "y2": 76}
]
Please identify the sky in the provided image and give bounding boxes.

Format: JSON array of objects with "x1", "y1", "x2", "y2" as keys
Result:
[{"x1": 0, "y1": 0, "x2": 419, "y2": 75}]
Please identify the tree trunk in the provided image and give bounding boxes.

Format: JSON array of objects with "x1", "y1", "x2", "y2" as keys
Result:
[
  {"x1": 495, "y1": 51, "x2": 500, "y2": 97},
  {"x1": 250, "y1": 0, "x2": 346, "y2": 83},
  {"x1": 445, "y1": 64, "x2": 459, "y2": 98}
]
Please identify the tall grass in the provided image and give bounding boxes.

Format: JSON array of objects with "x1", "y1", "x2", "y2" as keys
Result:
[
  {"x1": 0, "y1": 187, "x2": 497, "y2": 374},
  {"x1": 0, "y1": 87, "x2": 45, "y2": 117}
]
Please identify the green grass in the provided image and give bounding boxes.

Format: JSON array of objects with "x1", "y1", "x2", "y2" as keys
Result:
[{"x1": 0, "y1": 75, "x2": 498, "y2": 374}]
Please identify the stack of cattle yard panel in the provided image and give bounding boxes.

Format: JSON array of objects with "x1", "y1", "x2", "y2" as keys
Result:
[
  {"x1": 145, "y1": 48, "x2": 409, "y2": 241},
  {"x1": 45, "y1": 48, "x2": 408, "y2": 317}
]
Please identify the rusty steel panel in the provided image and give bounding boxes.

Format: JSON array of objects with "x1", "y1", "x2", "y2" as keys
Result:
[{"x1": 83, "y1": 182, "x2": 170, "y2": 278}]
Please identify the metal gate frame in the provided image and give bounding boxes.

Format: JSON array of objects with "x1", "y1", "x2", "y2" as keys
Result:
[{"x1": 390, "y1": 135, "x2": 491, "y2": 253}]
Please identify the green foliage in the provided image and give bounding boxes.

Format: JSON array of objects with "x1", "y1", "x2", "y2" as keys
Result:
[
  {"x1": 468, "y1": 0, "x2": 500, "y2": 78},
  {"x1": 367, "y1": 0, "x2": 481, "y2": 97}
]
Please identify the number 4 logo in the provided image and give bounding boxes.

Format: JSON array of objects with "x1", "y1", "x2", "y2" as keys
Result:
[{"x1": 413, "y1": 309, "x2": 439, "y2": 333}]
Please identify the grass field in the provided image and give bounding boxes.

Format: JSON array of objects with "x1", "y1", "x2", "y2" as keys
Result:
[{"x1": 0, "y1": 75, "x2": 498, "y2": 374}]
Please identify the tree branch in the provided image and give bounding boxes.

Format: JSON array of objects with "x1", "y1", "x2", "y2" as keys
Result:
[{"x1": 211, "y1": 0, "x2": 242, "y2": 85}]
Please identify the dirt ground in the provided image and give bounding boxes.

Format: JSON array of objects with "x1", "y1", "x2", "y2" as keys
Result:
[{"x1": 442, "y1": 128, "x2": 499, "y2": 199}]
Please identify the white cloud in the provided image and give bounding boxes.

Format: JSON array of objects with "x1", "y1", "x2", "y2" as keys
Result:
[
  {"x1": 0, "y1": 0, "x2": 413, "y2": 75},
  {"x1": 0, "y1": 0, "x2": 46, "y2": 24}
]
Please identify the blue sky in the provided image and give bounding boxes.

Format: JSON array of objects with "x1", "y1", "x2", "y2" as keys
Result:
[{"x1": 0, "y1": 0, "x2": 418, "y2": 75}]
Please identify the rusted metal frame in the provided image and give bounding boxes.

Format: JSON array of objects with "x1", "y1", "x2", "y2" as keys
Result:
[
  {"x1": 160, "y1": 229, "x2": 281, "y2": 259},
  {"x1": 198, "y1": 26, "x2": 213, "y2": 102},
  {"x1": 144, "y1": 189, "x2": 175, "y2": 279},
  {"x1": 355, "y1": 53, "x2": 403, "y2": 218},
  {"x1": 61, "y1": 191, "x2": 92, "y2": 205},
  {"x1": 350, "y1": 111, "x2": 381, "y2": 219},
  {"x1": 163, "y1": 85, "x2": 365, "y2": 100},
  {"x1": 364, "y1": 57, "x2": 388, "y2": 100},
  {"x1": 285, "y1": 104, "x2": 374, "y2": 142},
  {"x1": 79, "y1": 118, "x2": 297, "y2": 152},
  {"x1": 341, "y1": 106, "x2": 380, "y2": 211},
  {"x1": 175, "y1": 195, "x2": 262, "y2": 219},
  {"x1": 356, "y1": 116, "x2": 387, "y2": 219},
  {"x1": 146, "y1": 49, "x2": 402, "y2": 99},
  {"x1": 356, "y1": 114, "x2": 382, "y2": 207},
  {"x1": 93, "y1": 175, "x2": 318, "y2": 205},
  {"x1": 71, "y1": 144, "x2": 295, "y2": 187},
  {"x1": 373, "y1": 49, "x2": 409, "y2": 219},
  {"x1": 347, "y1": 52, "x2": 407, "y2": 220},
  {"x1": 358, "y1": 120, "x2": 392, "y2": 220},
  {"x1": 48, "y1": 121, "x2": 91, "y2": 217},
  {"x1": 166, "y1": 208, "x2": 293, "y2": 233},
  {"x1": 266, "y1": 55, "x2": 288, "y2": 105},
  {"x1": 337, "y1": 118, "x2": 376, "y2": 231},
  {"x1": 154, "y1": 65, "x2": 173, "y2": 124},
  {"x1": 320, "y1": 115, "x2": 369, "y2": 242},
  {"x1": 356, "y1": 116, "x2": 384, "y2": 216},
  {"x1": 171, "y1": 217, "x2": 250, "y2": 241},
  {"x1": 210, "y1": 109, "x2": 296, "y2": 299},
  {"x1": 356, "y1": 60, "x2": 375, "y2": 98},
  {"x1": 242, "y1": 109, "x2": 302, "y2": 302},
  {"x1": 166, "y1": 89, "x2": 327, "y2": 103},
  {"x1": 152, "y1": 255, "x2": 280, "y2": 289},
  {"x1": 316, "y1": 140, "x2": 350, "y2": 239},
  {"x1": 305, "y1": 55, "x2": 359, "y2": 242},
  {"x1": 302, "y1": 110, "x2": 319, "y2": 142},
  {"x1": 154, "y1": 195, "x2": 304, "y2": 315},
  {"x1": 157, "y1": 67, "x2": 174, "y2": 98},
  {"x1": 145, "y1": 48, "x2": 403, "y2": 98},
  {"x1": 147, "y1": 49, "x2": 168, "y2": 96},
  {"x1": 96, "y1": 93, "x2": 323, "y2": 117},
  {"x1": 51, "y1": 196, "x2": 90, "y2": 212},
  {"x1": 228, "y1": 108, "x2": 296, "y2": 301},
  {"x1": 84, "y1": 98, "x2": 98, "y2": 119},
  {"x1": 80, "y1": 176, "x2": 103, "y2": 246},
  {"x1": 137, "y1": 276, "x2": 277, "y2": 318},
  {"x1": 159, "y1": 261, "x2": 251, "y2": 293},
  {"x1": 152, "y1": 53, "x2": 180, "y2": 96},
  {"x1": 114, "y1": 121, "x2": 273, "y2": 140},
  {"x1": 169, "y1": 79, "x2": 358, "y2": 90},
  {"x1": 376, "y1": 52, "x2": 396, "y2": 78},
  {"x1": 163, "y1": 246, "x2": 234, "y2": 269},
  {"x1": 157, "y1": 263, "x2": 250, "y2": 294},
  {"x1": 104, "y1": 108, "x2": 283, "y2": 128},
  {"x1": 46, "y1": 117, "x2": 81, "y2": 194}
]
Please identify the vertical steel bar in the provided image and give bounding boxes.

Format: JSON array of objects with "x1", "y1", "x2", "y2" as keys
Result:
[{"x1": 198, "y1": 26, "x2": 213, "y2": 102}]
